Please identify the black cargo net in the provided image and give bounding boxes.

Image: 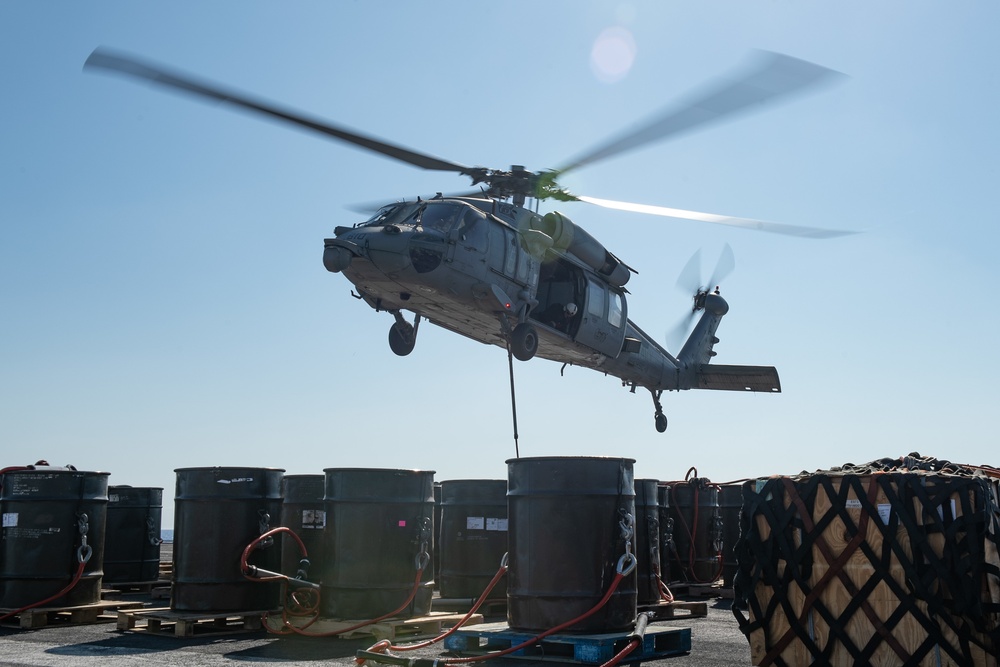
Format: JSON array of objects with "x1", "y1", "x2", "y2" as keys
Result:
[{"x1": 732, "y1": 454, "x2": 1000, "y2": 667}]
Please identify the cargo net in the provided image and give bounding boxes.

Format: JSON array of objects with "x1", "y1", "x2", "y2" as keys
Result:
[{"x1": 732, "y1": 454, "x2": 1000, "y2": 667}]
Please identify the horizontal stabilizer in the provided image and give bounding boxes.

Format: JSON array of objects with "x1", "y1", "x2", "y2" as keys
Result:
[{"x1": 697, "y1": 365, "x2": 781, "y2": 392}]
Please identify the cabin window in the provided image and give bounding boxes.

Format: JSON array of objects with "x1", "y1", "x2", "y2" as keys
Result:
[
  {"x1": 587, "y1": 278, "x2": 605, "y2": 319},
  {"x1": 609, "y1": 292, "x2": 623, "y2": 328}
]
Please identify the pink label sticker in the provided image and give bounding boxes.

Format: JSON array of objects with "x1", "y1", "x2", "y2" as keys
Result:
[{"x1": 398, "y1": 520, "x2": 406, "y2": 527}]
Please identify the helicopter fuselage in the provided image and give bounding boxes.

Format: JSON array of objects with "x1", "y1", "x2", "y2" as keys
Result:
[{"x1": 322, "y1": 196, "x2": 766, "y2": 411}]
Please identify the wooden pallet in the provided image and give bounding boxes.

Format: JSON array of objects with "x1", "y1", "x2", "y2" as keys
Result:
[
  {"x1": 444, "y1": 621, "x2": 692, "y2": 664},
  {"x1": 103, "y1": 580, "x2": 171, "y2": 596},
  {"x1": 1, "y1": 599, "x2": 146, "y2": 629},
  {"x1": 117, "y1": 606, "x2": 268, "y2": 637},
  {"x1": 667, "y1": 582, "x2": 733, "y2": 598},
  {"x1": 638, "y1": 600, "x2": 708, "y2": 620},
  {"x1": 432, "y1": 596, "x2": 507, "y2": 615},
  {"x1": 265, "y1": 611, "x2": 483, "y2": 641}
]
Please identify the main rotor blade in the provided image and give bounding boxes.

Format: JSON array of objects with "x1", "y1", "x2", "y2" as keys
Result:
[
  {"x1": 84, "y1": 47, "x2": 473, "y2": 174},
  {"x1": 577, "y1": 195, "x2": 856, "y2": 239},
  {"x1": 556, "y1": 51, "x2": 844, "y2": 176}
]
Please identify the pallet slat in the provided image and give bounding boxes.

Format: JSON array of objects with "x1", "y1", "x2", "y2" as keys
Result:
[{"x1": 265, "y1": 611, "x2": 483, "y2": 641}]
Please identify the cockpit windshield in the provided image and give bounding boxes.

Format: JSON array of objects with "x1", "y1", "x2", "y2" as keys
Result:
[
  {"x1": 361, "y1": 202, "x2": 466, "y2": 236},
  {"x1": 360, "y1": 203, "x2": 420, "y2": 228}
]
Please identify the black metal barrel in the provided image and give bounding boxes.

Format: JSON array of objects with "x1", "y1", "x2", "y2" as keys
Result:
[
  {"x1": 279, "y1": 474, "x2": 326, "y2": 581},
  {"x1": 656, "y1": 484, "x2": 673, "y2": 583},
  {"x1": 104, "y1": 486, "x2": 163, "y2": 584},
  {"x1": 506, "y1": 456, "x2": 636, "y2": 633},
  {"x1": 634, "y1": 478, "x2": 661, "y2": 605},
  {"x1": 719, "y1": 483, "x2": 744, "y2": 589},
  {"x1": 669, "y1": 479, "x2": 723, "y2": 583},
  {"x1": 171, "y1": 467, "x2": 284, "y2": 612},
  {"x1": 321, "y1": 468, "x2": 435, "y2": 620},
  {"x1": 0, "y1": 467, "x2": 109, "y2": 608},
  {"x1": 438, "y1": 479, "x2": 508, "y2": 600}
]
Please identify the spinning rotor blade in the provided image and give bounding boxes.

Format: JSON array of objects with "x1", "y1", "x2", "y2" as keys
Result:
[
  {"x1": 666, "y1": 244, "x2": 735, "y2": 351},
  {"x1": 676, "y1": 248, "x2": 704, "y2": 295},
  {"x1": 345, "y1": 190, "x2": 488, "y2": 215},
  {"x1": 84, "y1": 48, "x2": 473, "y2": 175},
  {"x1": 577, "y1": 195, "x2": 855, "y2": 239},
  {"x1": 708, "y1": 243, "x2": 735, "y2": 289},
  {"x1": 556, "y1": 51, "x2": 844, "y2": 176}
]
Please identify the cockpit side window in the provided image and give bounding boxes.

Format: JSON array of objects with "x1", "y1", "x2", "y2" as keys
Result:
[
  {"x1": 456, "y1": 207, "x2": 488, "y2": 252},
  {"x1": 420, "y1": 203, "x2": 463, "y2": 234}
]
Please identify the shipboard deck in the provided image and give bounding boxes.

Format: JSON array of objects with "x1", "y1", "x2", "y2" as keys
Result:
[
  {"x1": 1, "y1": 599, "x2": 146, "y2": 629},
  {"x1": 265, "y1": 611, "x2": 483, "y2": 641},
  {"x1": 116, "y1": 606, "x2": 269, "y2": 637},
  {"x1": 444, "y1": 621, "x2": 692, "y2": 664},
  {"x1": 638, "y1": 600, "x2": 709, "y2": 620}
]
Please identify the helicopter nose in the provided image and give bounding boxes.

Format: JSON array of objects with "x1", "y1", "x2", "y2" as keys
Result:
[
  {"x1": 323, "y1": 244, "x2": 353, "y2": 273},
  {"x1": 366, "y1": 231, "x2": 412, "y2": 274}
]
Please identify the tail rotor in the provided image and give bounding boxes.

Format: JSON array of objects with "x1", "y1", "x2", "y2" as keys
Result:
[{"x1": 666, "y1": 244, "x2": 735, "y2": 350}]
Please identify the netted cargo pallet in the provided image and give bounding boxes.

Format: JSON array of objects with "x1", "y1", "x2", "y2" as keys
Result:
[{"x1": 732, "y1": 455, "x2": 1000, "y2": 666}]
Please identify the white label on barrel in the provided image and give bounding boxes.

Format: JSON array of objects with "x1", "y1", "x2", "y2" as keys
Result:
[
  {"x1": 301, "y1": 509, "x2": 326, "y2": 529},
  {"x1": 2, "y1": 513, "x2": 17, "y2": 528},
  {"x1": 217, "y1": 477, "x2": 254, "y2": 484},
  {"x1": 845, "y1": 499, "x2": 862, "y2": 509},
  {"x1": 466, "y1": 516, "x2": 485, "y2": 530},
  {"x1": 877, "y1": 503, "x2": 892, "y2": 525},
  {"x1": 486, "y1": 518, "x2": 508, "y2": 531}
]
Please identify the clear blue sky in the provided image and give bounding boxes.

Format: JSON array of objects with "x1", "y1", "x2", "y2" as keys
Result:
[{"x1": 2, "y1": 2, "x2": 998, "y2": 524}]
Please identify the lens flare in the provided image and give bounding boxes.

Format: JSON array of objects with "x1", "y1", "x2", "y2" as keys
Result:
[{"x1": 590, "y1": 26, "x2": 636, "y2": 84}]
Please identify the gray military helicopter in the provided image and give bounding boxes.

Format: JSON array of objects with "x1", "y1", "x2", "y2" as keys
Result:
[{"x1": 85, "y1": 48, "x2": 850, "y2": 433}]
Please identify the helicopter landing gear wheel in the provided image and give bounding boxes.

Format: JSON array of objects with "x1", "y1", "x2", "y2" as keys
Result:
[
  {"x1": 655, "y1": 413, "x2": 668, "y2": 433},
  {"x1": 650, "y1": 389, "x2": 668, "y2": 433},
  {"x1": 388, "y1": 321, "x2": 416, "y2": 356},
  {"x1": 510, "y1": 323, "x2": 538, "y2": 361}
]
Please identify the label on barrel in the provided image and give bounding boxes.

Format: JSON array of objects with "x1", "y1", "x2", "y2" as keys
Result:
[
  {"x1": 217, "y1": 477, "x2": 254, "y2": 484},
  {"x1": 467, "y1": 517, "x2": 485, "y2": 530},
  {"x1": 486, "y1": 518, "x2": 507, "y2": 531},
  {"x1": 301, "y1": 509, "x2": 326, "y2": 529},
  {"x1": 2, "y1": 512, "x2": 17, "y2": 528}
]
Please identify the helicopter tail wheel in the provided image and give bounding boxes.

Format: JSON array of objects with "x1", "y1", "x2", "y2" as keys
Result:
[
  {"x1": 510, "y1": 323, "x2": 539, "y2": 361},
  {"x1": 388, "y1": 321, "x2": 416, "y2": 356}
]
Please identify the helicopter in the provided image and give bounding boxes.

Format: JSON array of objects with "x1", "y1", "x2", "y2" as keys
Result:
[{"x1": 84, "y1": 48, "x2": 851, "y2": 433}]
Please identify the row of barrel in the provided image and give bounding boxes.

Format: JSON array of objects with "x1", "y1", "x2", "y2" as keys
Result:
[{"x1": 0, "y1": 458, "x2": 745, "y2": 632}]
